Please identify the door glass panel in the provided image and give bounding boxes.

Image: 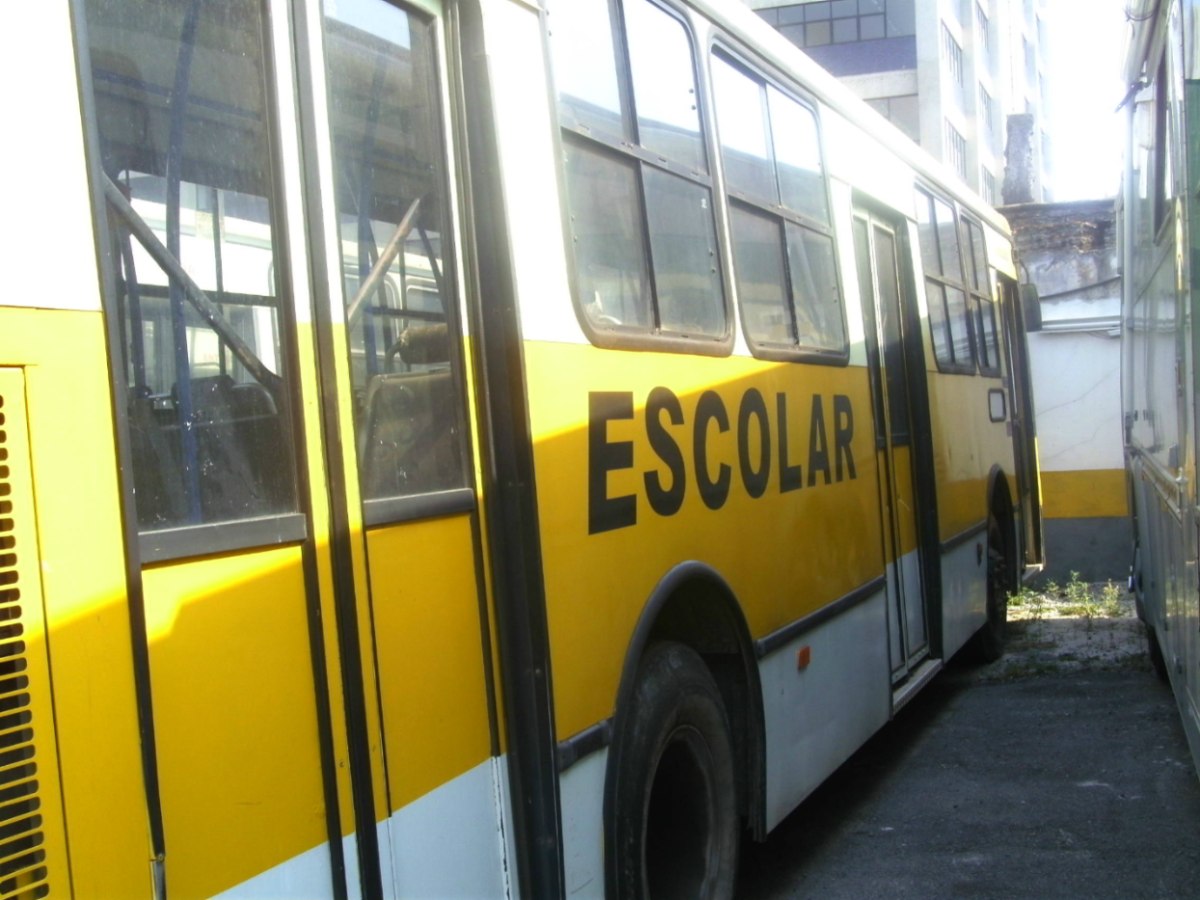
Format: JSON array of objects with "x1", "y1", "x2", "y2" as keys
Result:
[
  {"x1": 84, "y1": 0, "x2": 298, "y2": 532},
  {"x1": 874, "y1": 228, "x2": 910, "y2": 438},
  {"x1": 324, "y1": 1, "x2": 467, "y2": 500}
]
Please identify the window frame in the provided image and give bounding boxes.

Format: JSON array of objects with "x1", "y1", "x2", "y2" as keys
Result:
[
  {"x1": 319, "y1": 0, "x2": 478, "y2": 528},
  {"x1": 915, "y1": 185, "x2": 977, "y2": 375},
  {"x1": 549, "y1": 0, "x2": 734, "y2": 356},
  {"x1": 710, "y1": 43, "x2": 849, "y2": 365},
  {"x1": 961, "y1": 214, "x2": 1003, "y2": 377},
  {"x1": 79, "y1": 0, "x2": 309, "y2": 563}
]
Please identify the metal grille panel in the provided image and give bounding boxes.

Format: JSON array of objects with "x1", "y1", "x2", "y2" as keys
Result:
[{"x1": 0, "y1": 391, "x2": 50, "y2": 900}]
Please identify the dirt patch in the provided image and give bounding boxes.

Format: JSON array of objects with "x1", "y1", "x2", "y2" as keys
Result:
[{"x1": 975, "y1": 580, "x2": 1150, "y2": 681}]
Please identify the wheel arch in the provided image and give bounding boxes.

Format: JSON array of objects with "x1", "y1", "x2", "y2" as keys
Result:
[{"x1": 603, "y1": 561, "x2": 766, "y2": 857}]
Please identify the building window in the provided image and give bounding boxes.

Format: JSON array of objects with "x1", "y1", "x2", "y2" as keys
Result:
[
  {"x1": 945, "y1": 120, "x2": 967, "y2": 179},
  {"x1": 942, "y1": 24, "x2": 964, "y2": 88},
  {"x1": 976, "y1": 3, "x2": 992, "y2": 72},
  {"x1": 982, "y1": 169, "x2": 997, "y2": 205},
  {"x1": 866, "y1": 94, "x2": 920, "y2": 144},
  {"x1": 762, "y1": 0, "x2": 916, "y2": 49},
  {"x1": 978, "y1": 85, "x2": 995, "y2": 150}
]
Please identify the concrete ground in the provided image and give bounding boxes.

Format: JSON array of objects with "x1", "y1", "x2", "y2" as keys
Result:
[{"x1": 736, "y1": 585, "x2": 1200, "y2": 899}]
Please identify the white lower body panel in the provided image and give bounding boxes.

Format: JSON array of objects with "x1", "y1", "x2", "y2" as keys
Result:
[
  {"x1": 217, "y1": 758, "x2": 513, "y2": 899},
  {"x1": 761, "y1": 589, "x2": 892, "y2": 831}
]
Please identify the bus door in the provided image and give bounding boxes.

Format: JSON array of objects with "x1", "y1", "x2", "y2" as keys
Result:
[
  {"x1": 853, "y1": 209, "x2": 929, "y2": 680},
  {"x1": 83, "y1": 0, "x2": 506, "y2": 894},
  {"x1": 998, "y1": 274, "x2": 1044, "y2": 570},
  {"x1": 299, "y1": 2, "x2": 507, "y2": 895}
]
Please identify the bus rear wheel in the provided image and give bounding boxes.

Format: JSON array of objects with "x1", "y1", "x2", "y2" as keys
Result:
[
  {"x1": 971, "y1": 510, "x2": 1012, "y2": 662},
  {"x1": 609, "y1": 641, "x2": 739, "y2": 900}
]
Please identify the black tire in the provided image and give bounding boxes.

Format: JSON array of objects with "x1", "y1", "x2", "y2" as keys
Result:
[
  {"x1": 971, "y1": 510, "x2": 1012, "y2": 663},
  {"x1": 607, "y1": 642, "x2": 739, "y2": 900}
]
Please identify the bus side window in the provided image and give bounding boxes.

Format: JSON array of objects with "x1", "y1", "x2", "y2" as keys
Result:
[
  {"x1": 963, "y1": 217, "x2": 1002, "y2": 375},
  {"x1": 84, "y1": 0, "x2": 300, "y2": 537},
  {"x1": 549, "y1": 0, "x2": 728, "y2": 344},
  {"x1": 915, "y1": 187, "x2": 975, "y2": 372},
  {"x1": 322, "y1": 1, "x2": 468, "y2": 506},
  {"x1": 711, "y1": 53, "x2": 846, "y2": 359}
]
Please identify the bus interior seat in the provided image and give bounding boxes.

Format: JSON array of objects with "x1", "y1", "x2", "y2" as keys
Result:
[{"x1": 360, "y1": 368, "x2": 462, "y2": 498}]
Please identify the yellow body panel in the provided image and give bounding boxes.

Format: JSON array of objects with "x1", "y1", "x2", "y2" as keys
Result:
[
  {"x1": 143, "y1": 548, "x2": 328, "y2": 897},
  {"x1": 925, "y1": 371, "x2": 1012, "y2": 539},
  {"x1": 3, "y1": 310, "x2": 153, "y2": 894},
  {"x1": 367, "y1": 517, "x2": 492, "y2": 810},
  {"x1": 525, "y1": 342, "x2": 884, "y2": 739},
  {"x1": 1041, "y1": 469, "x2": 1128, "y2": 519}
]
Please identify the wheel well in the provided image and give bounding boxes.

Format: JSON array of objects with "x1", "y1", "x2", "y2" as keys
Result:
[{"x1": 612, "y1": 563, "x2": 765, "y2": 838}]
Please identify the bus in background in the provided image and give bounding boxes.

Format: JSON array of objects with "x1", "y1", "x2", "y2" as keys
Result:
[
  {"x1": 1120, "y1": 0, "x2": 1200, "y2": 775},
  {"x1": 3, "y1": 0, "x2": 1039, "y2": 895}
]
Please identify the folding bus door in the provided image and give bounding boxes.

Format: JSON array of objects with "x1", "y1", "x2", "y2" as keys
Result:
[
  {"x1": 297, "y1": 1, "x2": 508, "y2": 895},
  {"x1": 853, "y1": 208, "x2": 930, "y2": 681}
]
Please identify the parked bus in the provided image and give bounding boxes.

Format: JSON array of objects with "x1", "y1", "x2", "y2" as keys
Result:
[
  {"x1": 1120, "y1": 0, "x2": 1200, "y2": 775},
  {"x1": 3, "y1": 0, "x2": 1040, "y2": 895}
]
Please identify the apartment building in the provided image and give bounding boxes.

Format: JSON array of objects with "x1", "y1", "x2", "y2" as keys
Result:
[{"x1": 744, "y1": 0, "x2": 1053, "y2": 203}]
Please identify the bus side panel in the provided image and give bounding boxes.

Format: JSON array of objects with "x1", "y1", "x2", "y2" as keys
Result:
[
  {"x1": 0, "y1": 313, "x2": 183, "y2": 898},
  {"x1": 141, "y1": 550, "x2": 332, "y2": 898},
  {"x1": 760, "y1": 590, "x2": 891, "y2": 830},
  {"x1": 6, "y1": 6, "x2": 155, "y2": 890}
]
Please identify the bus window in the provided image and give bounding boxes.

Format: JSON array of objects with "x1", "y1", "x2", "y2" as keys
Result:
[
  {"x1": 85, "y1": 0, "x2": 298, "y2": 536},
  {"x1": 963, "y1": 216, "x2": 1002, "y2": 375},
  {"x1": 915, "y1": 187, "x2": 975, "y2": 371},
  {"x1": 549, "y1": 0, "x2": 727, "y2": 343},
  {"x1": 712, "y1": 53, "x2": 845, "y2": 357},
  {"x1": 322, "y1": 0, "x2": 467, "y2": 503}
]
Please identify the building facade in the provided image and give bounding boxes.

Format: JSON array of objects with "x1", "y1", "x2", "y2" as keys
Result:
[{"x1": 744, "y1": 0, "x2": 1053, "y2": 204}]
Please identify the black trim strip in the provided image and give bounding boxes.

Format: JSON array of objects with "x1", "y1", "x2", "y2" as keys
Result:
[
  {"x1": 291, "y1": 1, "x2": 382, "y2": 895},
  {"x1": 71, "y1": 2, "x2": 170, "y2": 890},
  {"x1": 266, "y1": 0, "x2": 347, "y2": 893},
  {"x1": 456, "y1": 4, "x2": 564, "y2": 897},
  {"x1": 362, "y1": 488, "x2": 475, "y2": 529},
  {"x1": 754, "y1": 575, "x2": 886, "y2": 659},
  {"x1": 138, "y1": 513, "x2": 307, "y2": 563},
  {"x1": 940, "y1": 519, "x2": 988, "y2": 555},
  {"x1": 557, "y1": 719, "x2": 612, "y2": 774}
]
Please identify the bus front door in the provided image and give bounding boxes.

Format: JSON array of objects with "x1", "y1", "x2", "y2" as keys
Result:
[{"x1": 853, "y1": 210, "x2": 930, "y2": 681}]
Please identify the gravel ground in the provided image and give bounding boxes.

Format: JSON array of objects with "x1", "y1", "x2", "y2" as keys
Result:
[{"x1": 978, "y1": 580, "x2": 1149, "y2": 680}]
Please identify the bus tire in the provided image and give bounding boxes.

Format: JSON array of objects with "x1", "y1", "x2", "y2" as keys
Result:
[
  {"x1": 971, "y1": 510, "x2": 1011, "y2": 663},
  {"x1": 609, "y1": 641, "x2": 739, "y2": 900}
]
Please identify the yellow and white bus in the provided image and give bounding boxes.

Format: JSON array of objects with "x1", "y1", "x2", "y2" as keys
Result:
[{"x1": 4, "y1": 0, "x2": 1040, "y2": 895}]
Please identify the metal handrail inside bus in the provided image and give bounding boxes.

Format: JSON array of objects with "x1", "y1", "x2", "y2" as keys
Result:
[{"x1": 101, "y1": 174, "x2": 284, "y2": 399}]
